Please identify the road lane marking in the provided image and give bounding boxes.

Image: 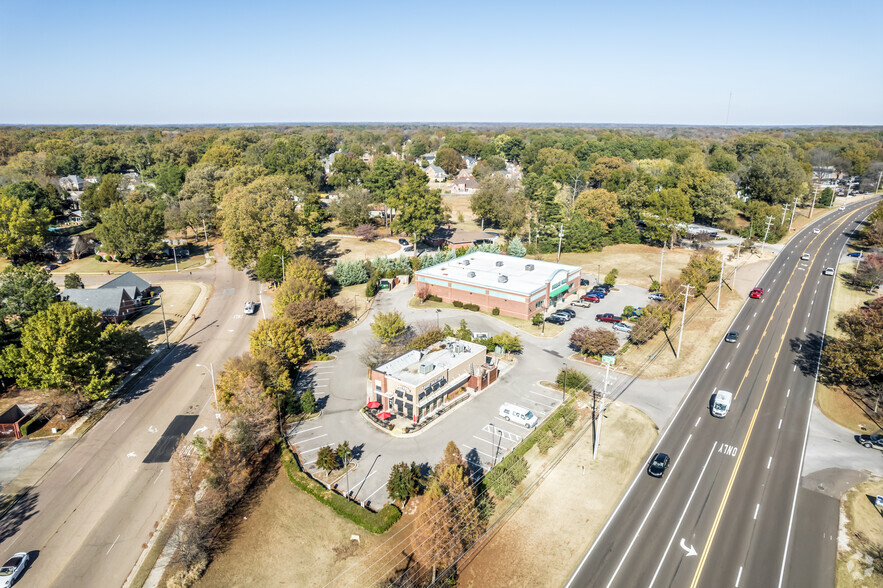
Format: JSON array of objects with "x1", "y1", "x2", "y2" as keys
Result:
[
  {"x1": 695, "y1": 417, "x2": 701, "y2": 427},
  {"x1": 67, "y1": 464, "x2": 85, "y2": 483},
  {"x1": 787, "y1": 388, "x2": 790, "y2": 397},
  {"x1": 294, "y1": 434, "x2": 327, "y2": 445},
  {"x1": 153, "y1": 468, "x2": 164, "y2": 485},
  {"x1": 779, "y1": 418, "x2": 782, "y2": 429},
  {"x1": 460, "y1": 444, "x2": 495, "y2": 460},
  {"x1": 363, "y1": 482, "x2": 387, "y2": 501},
  {"x1": 107, "y1": 534, "x2": 121, "y2": 555},
  {"x1": 113, "y1": 417, "x2": 128, "y2": 433},
  {"x1": 648, "y1": 442, "x2": 717, "y2": 588},
  {"x1": 754, "y1": 312, "x2": 757, "y2": 317},
  {"x1": 767, "y1": 456, "x2": 772, "y2": 469},
  {"x1": 725, "y1": 362, "x2": 730, "y2": 370},
  {"x1": 754, "y1": 503, "x2": 760, "y2": 519},
  {"x1": 804, "y1": 327, "x2": 807, "y2": 333},
  {"x1": 746, "y1": 325, "x2": 750, "y2": 331},
  {"x1": 606, "y1": 434, "x2": 694, "y2": 587},
  {"x1": 736, "y1": 565, "x2": 743, "y2": 587},
  {"x1": 793, "y1": 365, "x2": 797, "y2": 372},
  {"x1": 736, "y1": 342, "x2": 740, "y2": 349},
  {"x1": 719, "y1": 444, "x2": 738, "y2": 457}
]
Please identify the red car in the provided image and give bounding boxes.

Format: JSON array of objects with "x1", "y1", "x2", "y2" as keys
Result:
[
  {"x1": 581, "y1": 293, "x2": 600, "y2": 303},
  {"x1": 749, "y1": 288, "x2": 764, "y2": 299},
  {"x1": 595, "y1": 313, "x2": 622, "y2": 324}
]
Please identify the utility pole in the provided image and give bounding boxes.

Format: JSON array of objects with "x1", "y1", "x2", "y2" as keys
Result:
[
  {"x1": 716, "y1": 261, "x2": 725, "y2": 311},
  {"x1": 809, "y1": 185, "x2": 819, "y2": 220},
  {"x1": 760, "y1": 216, "x2": 775, "y2": 255},
  {"x1": 781, "y1": 203, "x2": 790, "y2": 225},
  {"x1": 274, "y1": 253, "x2": 286, "y2": 282},
  {"x1": 201, "y1": 218, "x2": 211, "y2": 260},
  {"x1": 875, "y1": 170, "x2": 883, "y2": 194},
  {"x1": 659, "y1": 244, "x2": 665, "y2": 283},
  {"x1": 172, "y1": 244, "x2": 178, "y2": 272},
  {"x1": 556, "y1": 224, "x2": 564, "y2": 262},
  {"x1": 788, "y1": 195, "x2": 800, "y2": 231},
  {"x1": 593, "y1": 362, "x2": 616, "y2": 460},
  {"x1": 562, "y1": 362, "x2": 567, "y2": 403},
  {"x1": 676, "y1": 284, "x2": 694, "y2": 358}
]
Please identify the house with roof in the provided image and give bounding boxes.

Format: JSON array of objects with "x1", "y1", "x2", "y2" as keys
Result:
[
  {"x1": 421, "y1": 152, "x2": 436, "y2": 165},
  {"x1": 61, "y1": 288, "x2": 136, "y2": 323},
  {"x1": 450, "y1": 176, "x2": 479, "y2": 195},
  {"x1": 425, "y1": 165, "x2": 447, "y2": 183},
  {"x1": 59, "y1": 175, "x2": 85, "y2": 192},
  {"x1": 426, "y1": 226, "x2": 498, "y2": 250},
  {"x1": 99, "y1": 271, "x2": 152, "y2": 301},
  {"x1": 462, "y1": 156, "x2": 478, "y2": 170}
]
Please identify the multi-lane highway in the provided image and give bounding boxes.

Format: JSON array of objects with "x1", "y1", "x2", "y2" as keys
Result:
[
  {"x1": 567, "y1": 198, "x2": 879, "y2": 588},
  {"x1": 0, "y1": 248, "x2": 261, "y2": 587}
]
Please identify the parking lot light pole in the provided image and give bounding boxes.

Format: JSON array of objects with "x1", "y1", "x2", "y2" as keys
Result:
[
  {"x1": 436, "y1": 309, "x2": 441, "y2": 329},
  {"x1": 196, "y1": 363, "x2": 220, "y2": 421}
]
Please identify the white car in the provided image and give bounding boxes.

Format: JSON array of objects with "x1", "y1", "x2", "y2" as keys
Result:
[
  {"x1": 839, "y1": 206, "x2": 846, "y2": 211},
  {"x1": 0, "y1": 552, "x2": 29, "y2": 588},
  {"x1": 813, "y1": 228, "x2": 820, "y2": 234},
  {"x1": 823, "y1": 267, "x2": 835, "y2": 276},
  {"x1": 800, "y1": 253, "x2": 810, "y2": 261},
  {"x1": 243, "y1": 300, "x2": 256, "y2": 314}
]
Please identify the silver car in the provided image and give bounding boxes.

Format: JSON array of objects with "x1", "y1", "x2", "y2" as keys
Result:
[{"x1": 612, "y1": 322, "x2": 632, "y2": 333}]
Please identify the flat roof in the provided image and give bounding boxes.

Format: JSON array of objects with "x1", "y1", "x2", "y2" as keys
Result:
[
  {"x1": 376, "y1": 337, "x2": 485, "y2": 387},
  {"x1": 415, "y1": 251, "x2": 581, "y2": 296}
]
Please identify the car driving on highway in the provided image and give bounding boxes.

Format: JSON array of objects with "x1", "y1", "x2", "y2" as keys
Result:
[
  {"x1": 750, "y1": 288, "x2": 764, "y2": 299},
  {"x1": 244, "y1": 300, "x2": 256, "y2": 314},
  {"x1": 823, "y1": 267, "x2": 835, "y2": 276},
  {"x1": 725, "y1": 331, "x2": 739, "y2": 343},
  {"x1": 647, "y1": 453, "x2": 670, "y2": 478},
  {"x1": 0, "y1": 552, "x2": 29, "y2": 588},
  {"x1": 800, "y1": 253, "x2": 810, "y2": 261}
]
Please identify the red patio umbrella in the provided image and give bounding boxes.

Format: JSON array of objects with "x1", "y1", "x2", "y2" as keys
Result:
[
  {"x1": 377, "y1": 412, "x2": 392, "y2": 420},
  {"x1": 366, "y1": 401, "x2": 381, "y2": 409}
]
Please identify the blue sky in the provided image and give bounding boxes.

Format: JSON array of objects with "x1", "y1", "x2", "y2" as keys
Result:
[{"x1": 2, "y1": 0, "x2": 881, "y2": 125}]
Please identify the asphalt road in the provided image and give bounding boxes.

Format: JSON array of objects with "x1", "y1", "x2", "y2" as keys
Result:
[
  {"x1": 0, "y1": 249, "x2": 262, "y2": 587},
  {"x1": 566, "y1": 198, "x2": 880, "y2": 588}
]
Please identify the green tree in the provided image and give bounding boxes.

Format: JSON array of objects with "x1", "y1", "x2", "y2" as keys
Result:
[
  {"x1": 95, "y1": 200, "x2": 165, "y2": 260},
  {"x1": 819, "y1": 187, "x2": 835, "y2": 207},
  {"x1": 283, "y1": 297, "x2": 346, "y2": 329},
  {"x1": 63, "y1": 272, "x2": 84, "y2": 289},
  {"x1": 556, "y1": 368, "x2": 591, "y2": 393},
  {"x1": 0, "y1": 264, "x2": 59, "y2": 329},
  {"x1": 388, "y1": 177, "x2": 444, "y2": 242},
  {"x1": 642, "y1": 188, "x2": 693, "y2": 247},
  {"x1": 492, "y1": 332, "x2": 522, "y2": 354},
  {"x1": 371, "y1": 311, "x2": 407, "y2": 343},
  {"x1": 0, "y1": 302, "x2": 115, "y2": 402},
  {"x1": 387, "y1": 461, "x2": 422, "y2": 504},
  {"x1": 531, "y1": 313, "x2": 544, "y2": 327},
  {"x1": 316, "y1": 445, "x2": 338, "y2": 472},
  {"x1": 692, "y1": 174, "x2": 736, "y2": 224},
  {"x1": 253, "y1": 246, "x2": 289, "y2": 284},
  {"x1": 743, "y1": 147, "x2": 809, "y2": 204},
  {"x1": 300, "y1": 388, "x2": 318, "y2": 414},
  {"x1": 99, "y1": 322, "x2": 151, "y2": 372},
  {"x1": 333, "y1": 259, "x2": 370, "y2": 286},
  {"x1": 434, "y1": 147, "x2": 464, "y2": 176},
  {"x1": 0, "y1": 194, "x2": 52, "y2": 257},
  {"x1": 604, "y1": 268, "x2": 619, "y2": 286},
  {"x1": 0, "y1": 180, "x2": 64, "y2": 216},
  {"x1": 145, "y1": 161, "x2": 187, "y2": 196},
  {"x1": 328, "y1": 153, "x2": 368, "y2": 189},
  {"x1": 574, "y1": 188, "x2": 620, "y2": 230},
  {"x1": 822, "y1": 298, "x2": 883, "y2": 407},
  {"x1": 507, "y1": 236, "x2": 526, "y2": 257},
  {"x1": 363, "y1": 157, "x2": 403, "y2": 201},
  {"x1": 80, "y1": 174, "x2": 122, "y2": 223},
  {"x1": 328, "y1": 188, "x2": 373, "y2": 228}
]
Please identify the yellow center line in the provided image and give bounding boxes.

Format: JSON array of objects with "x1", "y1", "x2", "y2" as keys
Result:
[{"x1": 689, "y1": 202, "x2": 877, "y2": 588}]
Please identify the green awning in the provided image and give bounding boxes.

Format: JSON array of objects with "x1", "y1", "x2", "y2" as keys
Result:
[{"x1": 550, "y1": 283, "x2": 570, "y2": 297}]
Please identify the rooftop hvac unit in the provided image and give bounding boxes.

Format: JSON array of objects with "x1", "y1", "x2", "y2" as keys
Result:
[
  {"x1": 467, "y1": 271, "x2": 476, "y2": 278},
  {"x1": 498, "y1": 275, "x2": 508, "y2": 283},
  {"x1": 463, "y1": 259, "x2": 470, "y2": 265},
  {"x1": 418, "y1": 362, "x2": 435, "y2": 375},
  {"x1": 525, "y1": 264, "x2": 535, "y2": 271},
  {"x1": 495, "y1": 260, "x2": 504, "y2": 267}
]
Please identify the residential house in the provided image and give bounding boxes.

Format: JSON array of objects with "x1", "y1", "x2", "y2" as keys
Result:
[
  {"x1": 421, "y1": 152, "x2": 436, "y2": 165},
  {"x1": 62, "y1": 287, "x2": 136, "y2": 323},
  {"x1": 425, "y1": 165, "x2": 447, "y2": 183},
  {"x1": 462, "y1": 156, "x2": 478, "y2": 170},
  {"x1": 426, "y1": 226, "x2": 498, "y2": 250},
  {"x1": 99, "y1": 271, "x2": 152, "y2": 302},
  {"x1": 450, "y1": 176, "x2": 479, "y2": 195},
  {"x1": 59, "y1": 175, "x2": 85, "y2": 191}
]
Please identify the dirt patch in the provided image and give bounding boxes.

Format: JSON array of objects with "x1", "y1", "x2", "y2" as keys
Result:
[
  {"x1": 836, "y1": 477, "x2": 883, "y2": 588},
  {"x1": 538, "y1": 244, "x2": 697, "y2": 289},
  {"x1": 333, "y1": 283, "x2": 372, "y2": 323},
  {"x1": 459, "y1": 401, "x2": 657, "y2": 587},
  {"x1": 128, "y1": 282, "x2": 201, "y2": 348},
  {"x1": 314, "y1": 235, "x2": 399, "y2": 265}
]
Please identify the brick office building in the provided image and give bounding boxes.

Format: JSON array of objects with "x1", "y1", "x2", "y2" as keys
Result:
[
  {"x1": 414, "y1": 252, "x2": 581, "y2": 320},
  {"x1": 367, "y1": 338, "x2": 497, "y2": 424}
]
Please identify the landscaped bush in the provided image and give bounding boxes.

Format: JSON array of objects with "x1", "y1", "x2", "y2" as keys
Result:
[
  {"x1": 453, "y1": 300, "x2": 463, "y2": 308},
  {"x1": 20, "y1": 412, "x2": 44, "y2": 436},
  {"x1": 426, "y1": 294, "x2": 442, "y2": 303},
  {"x1": 463, "y1": 303, "x2": 480, "y2": 312},
  {"x1": 365, "y1": 275, "x2": 379, "y2": 297},
  {"x1": 492, "y1": 307, "x2": 500, "y2": 316},
  {"x1": 280, "y1": 445, "x2": 401, "y2": 534},
  {"x1": 484, "y1": 454, "x2": 529, "y2": 499},
  {"x1": 537, "y1": 431, "x2": 556, "y2": 454},
  {"x1": 556, "y1": 368, "x2": 591, "y2": 394}
]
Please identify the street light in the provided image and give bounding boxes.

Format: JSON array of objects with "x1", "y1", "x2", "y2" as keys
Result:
[
  {"x1": 436, "y1": 309, "x2": 441, "y2": 329},
  {"x1": 196, "y1": 363, "x2": 220, "y2": 421},
  {"x1": 274, "y1": 253, "x2": 286, "y2": 282}
]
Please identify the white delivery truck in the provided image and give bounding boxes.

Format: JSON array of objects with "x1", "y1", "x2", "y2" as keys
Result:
[
  {"x1": 711, "y1": 390, "x2": 732, "y2": 418},
  {"x1": 499, "y1": 403, "x2": 539, "y2": 428}
]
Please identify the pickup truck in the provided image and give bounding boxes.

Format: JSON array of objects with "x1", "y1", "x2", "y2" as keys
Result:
[
  {"x1": 595, "y1": 313, "x2": 622, "y2": 324},
  {"x1": 571, "y1": 300, "x2": 592, "y2": 308},
  {"x1": 858, "y1": 434, "x2": 883, "y2": 451}
]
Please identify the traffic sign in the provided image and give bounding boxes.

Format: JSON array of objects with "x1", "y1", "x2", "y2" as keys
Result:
[
  {"x1": 876, "y1": 495, "x2": 883, "y2": 508},
  {"x1": 601, "y1": 354, "x2": 616, "y2": 365}
]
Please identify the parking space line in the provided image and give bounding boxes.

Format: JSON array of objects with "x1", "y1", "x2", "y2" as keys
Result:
[
  {"x1": 363, "y1": 483, "x2": 387, "y2": 501},
  {"x1": 483, "y1": 423, "x2": 522, "y2": 442},
  {"x1": 288, "y1": 425, "x2": 322, "y2": 436},
  {"x1": 528, "y1": 389, "x2": 561, "y2": 402},
  {"x1": 460, "y1": 444, "x2": 495, "y2": 460}
]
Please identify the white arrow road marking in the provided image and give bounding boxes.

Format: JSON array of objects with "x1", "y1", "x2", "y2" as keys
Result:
[
  {"x1": 194, "y1": 426, "x2": 208, "y2": 435},
  {"x1": 127, "y1": 452, "x2": 136, "y2": 458},
  {"x1": 148, "y1": 425, "x2": 158, "y2": 433},
  {"x1": 679, "y1": 538, "x2": 697, "y2": 557}
]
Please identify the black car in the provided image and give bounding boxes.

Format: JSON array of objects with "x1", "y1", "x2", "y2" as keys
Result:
[
  {"x1": 545, "y1": 315, "x2": 567, "y2": 325},
  {"x1": 648, "y1": 453, "x2": 670, "y2": 478},
  {"x1": 558, "y1": 308, "x2": 576, "y2": 318},
  {"x1": 398, "y1": 238, "x2": 409, "y2": 246},
  {"x1": 725, "y1": 331, "x2": 739, "y2": 343},
  {"x1": 858, "y1": 434, "x2": 883, "y2": 451},
  {"x1": 580, "y1": 278, "x2": 591, "y2": 286},
  {"x1": 595, "y1": 283, "x2": 612, "y2": 292}
]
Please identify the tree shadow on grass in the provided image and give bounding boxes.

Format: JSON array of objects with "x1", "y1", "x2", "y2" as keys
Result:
[{"x1": 310, "y1": 239, "x2": 346, "y2": 267}]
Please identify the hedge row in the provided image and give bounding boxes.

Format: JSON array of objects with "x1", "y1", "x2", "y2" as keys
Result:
[
  {"x1": 451, "y1": 300, "x2": 480, "y2": 311},
  {"x1": 280, "y1": 445, "x2": 401, "y2": 534},
  {"x1": 19, "y1": 413, "x2": 44, "y2": 437}
]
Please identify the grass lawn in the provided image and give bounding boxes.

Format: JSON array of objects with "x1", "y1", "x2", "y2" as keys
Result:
[
  {"x1": 332, "y1": 283, "x2": 372, "y2": 323},
  {"x1": 538, "y1": 244, "x2": 696, "y2": 289},
  {"x1": 442, "y1": 195, "x2": 483, "y2": 232},
  {"x1": 407, "y1": 297, "x2": 563, "y2": 338},
  {"x1": 835, "y1": 477, "x2": 883, "y2": 588},
  {"x1": 57, "y1": 253, "x2": 208, "y2": 275},
  {"x1": 314, "y1": 235, "x2": 398, "y2": 264},
  {"x1": 128, "y1": 282, "x2": 202, "y2": 347},
  {"x1": 815, "y1": 265, "x2": 882, "y2": 432}
]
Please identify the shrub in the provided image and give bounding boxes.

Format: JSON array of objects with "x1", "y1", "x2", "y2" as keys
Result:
[
  {"x1": 559, "y1": 405, "x2": 578, "y2": 427},
  {"x1": 365, "y1": 275, "x2": 379, "y2": 297},
  {"x1": 484, "y1": 454, "x2": 529, "y2": 499},
  {"x1": 334, "y1": 260, "x2": 370, "y2": 286},
  {"x1": 556, "y1": 368, "x2": 591, "y2": 394},
  {"x1": 623, "y1": 305, "x2": 635, "y2": 318},
  {"x1": 453, "y1": 300, "x2": 464, "y2": 308},
  {"x1": 94, "y1": 255, "x2": 103, "y2": 262},
  {"x1": 463, "y1": 303, "x2": 480, "y2": 311},
  {"x1": 531, "y1": 314, "x2": 543, "y2": 326},
  {"x1": 549, "y1": 418, "x2": 567, "y2": 440},
  {"x1": 537, "y1": 432, "x2": 555, "y2": 455},
  {"x1": 300, "y1": 388, "x2": 317, "y2": 414},
  {"x1": 604, "y1": 268, "x2": 618, "y2": 286},
  {"x1": 650, "y1": 279, "x2": 660, "y2": 292},
  {"x1": 280, "y1": 445, "x2": 401, "y2": 533},
  {"x1": 426, "y1": 294, "x2": 442, "y2": 303},
  {"x1": 492, "y1": 307, "x2": 500, "y2": 316}
]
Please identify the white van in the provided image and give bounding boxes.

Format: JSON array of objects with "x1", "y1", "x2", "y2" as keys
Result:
[
  {"x1": 500, "y1": 403, "x2": 538, "y2": 428},
  {"x1": 711, "y1": 390, "x2": 732, "y2": 418}
]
